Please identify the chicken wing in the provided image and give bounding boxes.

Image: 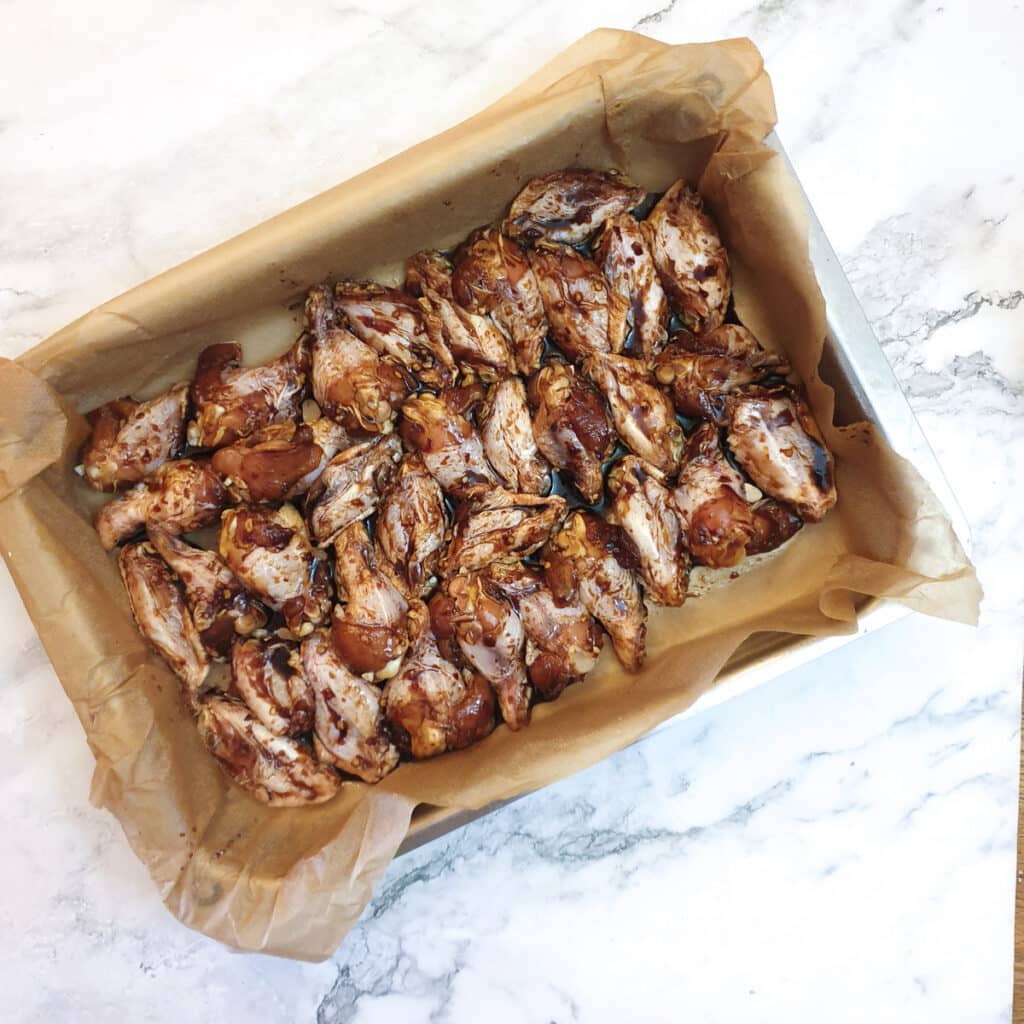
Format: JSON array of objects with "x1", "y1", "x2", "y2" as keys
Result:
[
  {"x1": 747, "y1": 498, "x2": 804, "y2": 556},
  {"x1": 606, "y1": 457, "x2": 689, "y2": 607},
  {"x1": 542, "y1": 511, "x2": 646, "y2": 672},
  {"x1": 187, "y1": 336, "x2": 310, "y2": 449},
  {"x1": 527, "y1": 361, "x2": 616, "y2": 506},
  {"x1": 383, "y1": 601, "x2": 495, "y2": 759},
  {"x1": 80, "y1": 383, "x2": 188, "y2": 491},
  {"x1": 304, "y1": 434, "x2": 402, "y2": 546},
  {"x1": 148, "y1": 526, "x2": 267, "y2": 659},
  {"x1": 231, "y1": 638, "x2": 315, "y2": 737},
  {"x1": 504, "y1": 168, "x2": 647, "y2": 246},
  {"x1": 301, "y1": 629, "x2": 399, "y2": 783},
  {"x1": 583, "y1": 352, "x2": 684, "y2": 475},
  {"x1": 643, "y1": 180, "x2": 731, "y2": 334},
  {"x1": 196, "y1": 695, "x2": 340, "y2": 806},
  {"x1": 95, "y1": 458, "x2": 227, "y2": 550},
  {"x1": 529, "y1": 243, "x2": 629, "y2": 361},
  {"x1": 478, "y1": 377, "x2": 551, "y2": 495},
  {"x1": 219, "y1": 503, "x2": 332, "y2": 637},
  {"x1": 451, "y1": 227, "x2": 548, "y2": 374},
  {"x1": 594, "y1": 213, "x2": 668, "y2": 359},
  {"x1": 724, "y1": 386, "x2": 837, "y2": 522},
  {"x1": 118, "y1": 541, "x2": 208, "y2": 707}
]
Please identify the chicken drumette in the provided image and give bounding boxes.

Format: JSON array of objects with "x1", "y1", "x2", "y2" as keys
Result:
[
  {"x1": 478, "y1": 377, "x2": 551, "y2": 495},
  {"x1": 231, "y1": 638, "x2": 315, "y2": 737}
]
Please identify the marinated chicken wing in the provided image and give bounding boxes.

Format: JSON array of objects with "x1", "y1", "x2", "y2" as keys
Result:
[
  {"x1": 306, "y1": 284, "x2": 411, "y2": 434},
  {"x1": 331, "y1": 520, "x2": 409, "y2": 681},
  {"x1": 485, "y1": 561, "x2": 603, "y2": 701},
  {"x1": 196, "y1": 695, "x2": 340, "y2": 806},
  {"x1": 606, "y1": 457, "x2": 688, "y2": 606},
  {"x1": 583, "y1": 352, "x2": 684, "y2": 475},
  {"x1": 301, "y1": 629, "x2": 399, "y2": 783},
  {"x1": 383, "y1": 601, "x2": 495, "y2": 758},
  {"x1": 231, "y1": 638, "x2": 314, "y2": 737},
  {"x1": 451, "y1": 227, "x2": 547, "y2": 374},
  {"x1": 542, "y1": 511, "x2": 646, "y2": 672},
  {"x1": 430, "y1": 573, "x2": 530, "y2": 730},
  {"x1": 96, "y1": 458, "x2": 227, "y2": 550},
  {"x1": 643, "y1": 180, "x2": 731, "y2": 334},
  {"x1": 724, "y1": 387, "x2": 837, "y2": 522},
  {"x1": 504, "y1": 169, "x2": 647, "y2": 246},
  {"x1": 304, "y1": 434, "x2": 402, "y2": 546},
  {"x1": 334, "y1": 280, "x2": 456, "y2": 389},
  {"x1": 187, "y1": 336, "x2": 310, "y2": 449},
  {"x1": 529, "y1": 243, "x2": 629, "y2": 361},
  {"x1": 594, "y1": 213, "x2": 668, "y2": 359},
  {"x1": 398, "y1": 391, "x2": 499, "y2": 499},
  {"x1": 148, "y1": 526, "x2": 267, "y2": 659},
  {"x1": 219, "y1": 503, "x2": 332, "y2": 637},
  {"x1": 747, "y1": 498, "x2": 804, "y2": 556},
  {"x1": 81, "y1": 384, "x2": 188, "y2": 491},
  {"x1": 118, "y1": 541, "x2": 208, "y2": 707},
  {"x1": 478, "y1": 377, "x2": 551, "y2": 495},
  {"x1": 527, "y1": 361, "x2": 616, "y2": 506}
]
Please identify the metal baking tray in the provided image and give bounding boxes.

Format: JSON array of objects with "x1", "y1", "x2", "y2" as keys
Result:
[{"x1": 397, "y1": 133, "x2": 971, "y2": 855}]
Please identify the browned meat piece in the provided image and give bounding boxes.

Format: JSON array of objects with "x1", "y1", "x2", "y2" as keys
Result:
[
  {"x1": 478, "y1": 377, "x2": 551, "y2": 495},
  {"x1": 527, "y1": 361, "x2": 616, "y2": 506},
  {"x1": 80, "y1": 384, "x2": 188, "y2": 491},
  {"x1": 187, "y1": 336, "x2": 310, "y2": 449},
  {"x1": 606, "y1": 457, "x2": 689, "y2": 607},
  {"x1": 219, "y1": 503, "x2": 332, "y2": 638},
  {"x1": 485, "y1": 561, "x2": 603, "y2": 701},
  {"x1": 594, "y1": 213, "x2": 668, "y2": 359},
  {"x1": 583, "y1": 352, "x2": 684, "y2": 475},
  {"x1": 148, "y1": 526, "x2": 267, "y2": 659},
  {"x1": 542, "y1": 511, "x2": 647, "y2": 672},
  {"x1": 231, "y1": 638, "x2": 314, "y2": 737},
  {"x1": 383, "y1": 601, "x2": 495, "y2": 759},
  {"x1": 95, "y1": 458, "x2": 227, "y2": 550},
  {"x1": 746, "y1": 498, "x2": 804, "y2": 556},
  {"x1": 724, "y1": 386, "x2": 837, "y2": 522},
  {"x1": 643, "y1": 180, "x2": 731, "y2": 334},
  {"x1": 304, "y1": 434, "x2": 402, "y2": 546},
  {"x1": 529, "y1": 243, "x2": 629, "y2": 361},
  {"x1": 504, "y1": 169, "x2": 647, "y2": 246},
  {"x1": 451, "y1": 227, "x2": 548, "y2": 374},
  {"x1": 301, "y1": 629, "x2": 399, "y2": 783},
  {"x1": 196, "y1": 695, "x2": 340, "y2": 806},
  {"x1": 118, "y1": 541, "x2": 208, "y2": 707}
]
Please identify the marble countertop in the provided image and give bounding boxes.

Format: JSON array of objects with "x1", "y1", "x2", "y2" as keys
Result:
[{"x1": 3, "y1": 2, "x2": 1022, "y2": 1021}]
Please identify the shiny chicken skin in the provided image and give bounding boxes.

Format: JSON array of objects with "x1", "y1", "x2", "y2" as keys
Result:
[
  {"x1": 219, "y1": 503, "x2": 332, "y2": 638},
  {"x1": 527, "y1": 361, "x2": 616, "y2": 506},
  {"x1": 301, "y1": 629, "x2": 399, "y2": 783},
  {"x1": 504, "y1": 169, "x2": 647, "y2": 246},
  {"x1": 594, "y1": 213, "x2": 669, "y2": 359},
  {"x1": 96, "y1": 458, "x2": 227, "y2": 550},
  {"x1": 187, "y1": 336, "x2": 310, "y2": 449},
  {"x1": 529, "y1": 243, "x2": 629, "y2": 362},
  {"x1": 81, "y1": 383, "x2": 188, "y2": 491},
  {"x1": 583, "y1": 352, "x2": 684, "y2": 475},
  {"x1": 643, "y1": 180, "x2": 731, "y2": 335},
  {"x1": 231, "y1": 638, "x2": 315, "y2": 737},
  {"x1": 331, "y1": 520, "x2": 410, "y2": 681},
  {"x1": 196, "y1": 695, "x2": 340, "y2": 806},
  {"x1": 606, "y1": 457, "x2": 689, "y2": 607},
  {"x1": 543, "y1": 511, "x2": 647, "y2": 672},
  {"x1": 148, "y1": 526, "x2": 267, "y2": 659},
  {"x1": 118, "y1": 541, "x2": 208, "y2": 707},
  {"x1": 724, "y1": 387, "x2": 837, "y2": 522},
  {"x1": 451, "y1": 227, "x2": 548, "y2": 374},
  {"x1": 383, "y1": 601, "x2": 495, "y2": 759},
  {"x1": 478, "y1": 377, "x2": 551, "y2": 495}
]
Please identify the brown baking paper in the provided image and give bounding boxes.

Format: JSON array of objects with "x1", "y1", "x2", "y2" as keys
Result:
[{"x1": 0, "y1": 30, "x2": 979, "y2": 960}]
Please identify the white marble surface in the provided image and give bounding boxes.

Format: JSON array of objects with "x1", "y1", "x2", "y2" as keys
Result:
[{"x1": 2, "y1": 1, "x2": 1022, "y2": 1021}]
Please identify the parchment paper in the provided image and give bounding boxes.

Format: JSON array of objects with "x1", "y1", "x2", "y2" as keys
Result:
[{"x1": 0, "y1": 30, "x2": 980, "y2": 961}]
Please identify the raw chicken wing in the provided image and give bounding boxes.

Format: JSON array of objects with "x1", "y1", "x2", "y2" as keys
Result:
[
  {"x1": 478, "y1": 377, "x2": 551, "y2": 495},
  {"x1": 231, "y1": 638, "x2": 315, "y2": 737}
]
